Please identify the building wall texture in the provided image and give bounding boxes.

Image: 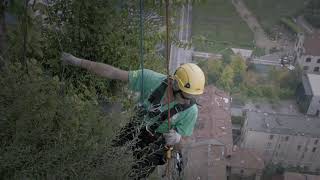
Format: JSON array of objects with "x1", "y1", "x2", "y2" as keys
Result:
[
  {"x1": 241, "y1": 118, "x2": 320, "y2": 172},
  {"x1": 307, "y1": 96, "x2": 320, "y2": 116},
  {"x1": 295, "y1": 33, "x2": 320, "y2": 74}
]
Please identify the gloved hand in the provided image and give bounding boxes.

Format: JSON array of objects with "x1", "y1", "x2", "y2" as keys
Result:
[
  {"x1": 163, "y1": 129, "x2": 181, "y2": 146},
  {"x1": 60, "y1": 52, "x2": 81, "y2": 66}
]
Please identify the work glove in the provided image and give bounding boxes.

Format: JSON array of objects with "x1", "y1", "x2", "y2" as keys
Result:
[
  {"x1": 60, "y1": 52, "x2": 81, "y2": 66},
  {"x1": 163, "y1": 129, "x2": 181, "y2": 146}
]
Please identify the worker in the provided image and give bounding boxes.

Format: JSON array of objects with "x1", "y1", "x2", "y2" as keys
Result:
[{"x1": 60, "y1": 52, "x2": 205, "y2": 179}]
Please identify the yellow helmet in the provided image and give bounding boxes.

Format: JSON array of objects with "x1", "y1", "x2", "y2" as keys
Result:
[{"x1": 174, "y1": 63, "x2": 205, "y2": 95}]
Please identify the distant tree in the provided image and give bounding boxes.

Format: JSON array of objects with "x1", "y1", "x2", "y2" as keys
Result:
[
  {"x1": 230, "y1": 55, "x2": 247, "y2": 86},
  {"x1": 198, "y1": 59, "x2": 224, "y2": 85},
  {"x1": 222, "y1": 52, "x2": 232, "y2": 65},
  {"x1": 217, "y1": 65, "x2": 234, "y2": 91}
]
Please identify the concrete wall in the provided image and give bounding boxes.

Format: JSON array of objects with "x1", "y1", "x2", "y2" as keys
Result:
[
  {"x1": 295, "y1": 33, "x2": 320, "y2": 74},
  {"x1": 241, "y1": 123, "x2": 320, "y2": 172},
  {"x1": 299, "y1": 55, "x2": 320, "y2": 74},
  {"x1": 307, "y1": 96, "x2": 320, "y2": 116}
]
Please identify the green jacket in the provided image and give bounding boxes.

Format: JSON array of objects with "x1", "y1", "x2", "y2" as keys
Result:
[{"x1": 128, "y1": 69, "x2": 198, "y2": 136}]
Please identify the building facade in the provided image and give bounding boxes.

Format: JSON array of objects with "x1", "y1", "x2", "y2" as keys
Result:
[
  {"x1": 295, "y1": 33, "x2": 320, "y2": 74},
  {"x1": 283, "y1": 172, "x2": 320, "y2": 180},
  {"x1": 241, "y1": 111, "x2": 320, "y2": 172},
  {"x1": 183, "y1": 86, "x2": 264, "y2": 180},
  {"x1": 296, "y1": 73, "x2": 320, "y2": 116}
]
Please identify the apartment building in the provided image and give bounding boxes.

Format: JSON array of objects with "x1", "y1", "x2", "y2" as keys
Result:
[
  {"x1": 294, "y1": 33, "x2": 320, "y2": 74},
  {"x1": 296, "y1": 73, "x2": 320, "y2": 116},
  {"x1": 241, "y1": 111, "x2": 320, "y2": 172},
  {"x1": 283, "y1": 172, "x2": 320, "y2": 180}
]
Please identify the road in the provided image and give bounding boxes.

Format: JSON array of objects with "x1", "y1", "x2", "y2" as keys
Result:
[
  {"x1": 192, "y1": 51, "x2": 222, "y2": 59},
  {"x1": 231, "y1": 0, "x2": 277, "y2": 53},
  {"x1": 251, "y1": 58, "x2": 281, "y2": 66},
  {"x1": 169, "y1": 2, "x2": 193, "y2": 73}
]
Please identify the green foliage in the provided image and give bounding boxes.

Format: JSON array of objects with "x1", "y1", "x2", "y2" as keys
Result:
[
  {"x1": 262, "y1": 163, "x2": 285, "y2": 180},
  {"x1": 230, "y1": 56, "x2": 247, "y2": 86},
  {"x1": 37, "y1": 0, "x2": 166, "y2": 98},
  {"x1": 199, "y1": 54, "x2": 299, "y2": 102},
  {"x1": 0, "y1": 61, "x2": 133, "y2": 179},
  {"x1": 252, "y1": 47, "x2": 266, "y2": 57},
  {"x1": 244, "y1": 0, "x2": 305, "y2": 30},
  {"x1": 280, "y1": 17, "x2": 303, "y2": 34},
  {"x1": 192, "y1": 0, "x2": 254, "y2": 53},
  {"x1": 231, "y1": 116, "x2": 245, "y2": 125},
  {"x1": 198, "y1": 59, "x2": 224, "y2": 84},
  {"x1": 1, "y1": 0, "x2": 176, "y2": 178},
  {"x1": 304, "y1": 0, "x2": 320, "y2": 28},
  {"x1": 217, "y1": 65, "x2": 234, "y2": 91}
]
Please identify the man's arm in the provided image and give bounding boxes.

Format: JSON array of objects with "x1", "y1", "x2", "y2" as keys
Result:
[{"x1": 61, "y1": 52, "x2": 128, "y2": 81}]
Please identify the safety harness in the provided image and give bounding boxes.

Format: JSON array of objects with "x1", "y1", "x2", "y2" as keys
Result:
[{"x1": 145, "y1": 79, "x2": 196, "y2": 134}]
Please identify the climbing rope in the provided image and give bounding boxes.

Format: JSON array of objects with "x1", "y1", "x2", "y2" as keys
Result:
[
  {"x1": 139, "y1": 0, "x2": 145, "y2": 104},
  {"x1": 164, "y1": 0, "x2": 173, "y2": 178},
  {"x1": 165, "y1": 0, "x2": 171, "y2": 132}
]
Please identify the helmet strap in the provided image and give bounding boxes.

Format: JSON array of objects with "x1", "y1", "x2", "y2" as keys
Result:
[
  {"x1": 172, "y1": 79, "x2": 180, "y2": 91},
  {"x1": 179, "y1": 91, "x2": 192, "y2": 100}
]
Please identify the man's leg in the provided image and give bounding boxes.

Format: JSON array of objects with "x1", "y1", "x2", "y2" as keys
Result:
[
  {"x1": 112, "y1": 114, "x2": 142, "y2": 147},
  {"x1": 130, "y1": 137, "x2": 167, "y2": 179}
]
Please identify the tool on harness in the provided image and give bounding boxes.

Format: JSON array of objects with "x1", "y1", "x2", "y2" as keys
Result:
[{"x1": 165, "y1": 146, "x2": 174, "y2": 159}]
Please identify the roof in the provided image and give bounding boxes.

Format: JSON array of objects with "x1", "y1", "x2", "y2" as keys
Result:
[
  {"x1": 284, "y1": 172, "x2": 320, "y2": 180},
  {"x1": 182, "y1": 85, "x2": 231, "y2": 180},
  {"x1": 231, "y1": 48, "x2": 253, "y2": 59},
  {"x1": 182, "y1": 86, "x2": 264, "y2": 179},
  {"x1": 227, "y1": 147, "x2": 265, "y2": 170},
  {"x1": 192, "y1": 85, "x2": 233, "y2": 155},
  {"x1": 183, "y1": 144, "x2": 227, "y2": 180},
  {"x1": 303, "y1": 32, "x2": 320, "y2": 56},
  {"x1": 246, "y1": 111, "x2": 320, "y2": 137},
  {"x1": 307, "y1": 74, "x2": 320, "y2": 96}
]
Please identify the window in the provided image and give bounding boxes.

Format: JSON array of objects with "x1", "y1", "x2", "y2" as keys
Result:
[
  {"x1": 303, "y1": 66, "x2": 309, "y2": 70},
  {"x1": 315, "y1": 139, "x2": 319, "y2": 145},
  {"x1": 314, "y1": 67, "x2": 320, "y2": 72},
  {"x1": 313, "y1": 147, "x2": 317, "y2": 152},
  {"x1": 297, "y1": 145, "x2": 301, "y2": 151},
  {"x1": 269, "y1": 135, "x2": 274, "y2": 140},
  {"x1": 317, "y1": 59, "x2": 320, "y2": 63},
  {"x1": 226, "y1": 166, "x2": 231, "y2": 173},
  {"x1": 278, "y1": 144, "x2": 281, "y2": 149},
  {"x1": 301, "y1": 154, "x2": 304, "y2": 159},
  {"x1": 267, "y1": 142, "x2": 272, "y2": 148},
  {"x1": 306, "y1": 57, "x2": 312, "y2": 62},
  {"x1": 305, "y1": 147, "x2": 308, "y2": 152},
  {"x1": 285, "y1": 136, "x2": 289, "y2": 141}
]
